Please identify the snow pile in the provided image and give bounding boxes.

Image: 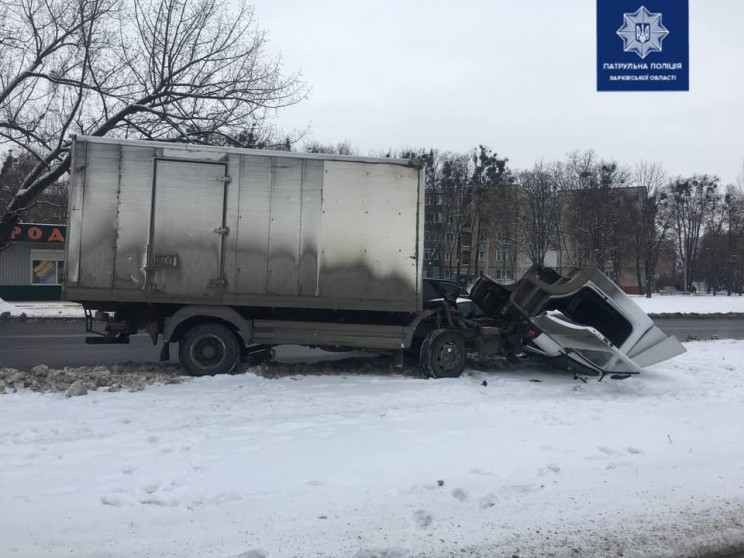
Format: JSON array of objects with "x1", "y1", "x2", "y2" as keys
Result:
[
  {"x1": 631, "y1": 293, "x2": 744, "y2": 315},
  {"x1": 0, "y1": 296, "x2": 24, "y2": 319},
  {"x1": 1, "y1": 341, "x2": 744, "y2": 557},
  {"x1": 1, "y1": 299, "x2": 85, "y2": 319},
  {"x1": 0, "y1": 355, "x2": 505, "y2": 395},
  {"x1": 0, "y1": 363, "x2": 183, "y2": 396}
]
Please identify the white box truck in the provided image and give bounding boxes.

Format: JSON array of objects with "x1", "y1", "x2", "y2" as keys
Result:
[{"x1": 64, "y1": 136, "x2": 684, "y2": 379}]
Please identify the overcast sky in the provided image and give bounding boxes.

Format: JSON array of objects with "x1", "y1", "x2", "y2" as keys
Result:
[{"x1": 252, "y1": 0, "x2": 743, "y2": 185}]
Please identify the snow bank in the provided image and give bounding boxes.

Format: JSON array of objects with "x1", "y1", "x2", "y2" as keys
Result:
[
  {"x1": 0, "y1": 363, "x2": 184, "y2": 396},
  {"x1": 631, "y1": 293, "x2": 744, "y2": 315},
  {"x1": 2, "y1": 299, "x2": 85, "y2": 318},
  {"x1": 1, "y1": 296, "x2": 84, "y2": 319},
  {"x1": 1, "y1": 341, "x2": 743, "y2": 557},
  {"x1": 0, "y1": 296, "x2": 21, "y2": 317}
]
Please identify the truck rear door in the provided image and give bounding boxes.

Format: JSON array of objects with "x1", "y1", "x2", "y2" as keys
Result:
[{"x1": 148, "y1": 159, "x2": 228, "y2": 298}]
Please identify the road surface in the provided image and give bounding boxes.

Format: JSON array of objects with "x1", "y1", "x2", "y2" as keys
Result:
[
  {"x1": 0, "y1": 320, "x2": 377, "y2": 369},
  {"x1": 1, "y1": 318, "x2": 742, "y2": 370}
]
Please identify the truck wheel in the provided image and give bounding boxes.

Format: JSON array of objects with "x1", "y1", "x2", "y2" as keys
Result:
[
  {"x1": 419, "y1": 329, "x2": 466, "y2": 378},
  {"x1": 179, "y1": 323, "x2": 240, "y2": 376}
]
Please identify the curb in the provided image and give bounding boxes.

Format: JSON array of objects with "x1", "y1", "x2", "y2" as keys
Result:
[
  {"x1": 649, "y1": 313, "x2": 744, "y2": 320},
  {"x1": 0, "y1": 315, "x2": 85, "y2": 322}
]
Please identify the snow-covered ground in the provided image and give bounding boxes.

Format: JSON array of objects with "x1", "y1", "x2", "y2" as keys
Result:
[
  {"x1": 2, "y1": 341, "x2": 743, "y2": 558},
  {"x1": 3, "y1": 293, "x2": 744, "y2": 319},
  {"x1": 631, "y1": 293, "x2": 744, "y2": 315},
  {"x1": 0, "y1": 297, "x2": 85, "y2": 318}
]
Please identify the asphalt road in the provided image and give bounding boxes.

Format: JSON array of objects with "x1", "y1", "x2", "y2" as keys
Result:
[
  {"x1": 0, "y1": 320, "x2": 162, "y2": 369},
  {"x1": 0, "y1": 320, "x2": 382, "y2": 370},
  {"x1": 1, "y1": 318, "x2": 742, "y2": 370},
  {"x1": 653, "y1": 318, "x2": 744, "y2": 339}
]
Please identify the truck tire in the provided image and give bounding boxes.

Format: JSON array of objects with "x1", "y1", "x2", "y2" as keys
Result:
[
  {"x1": 179, "y1": 323, "x2": 240, "y2": 376},
  {"x1": 419, "y1": 329, "x2": 466, "y2": 378}
]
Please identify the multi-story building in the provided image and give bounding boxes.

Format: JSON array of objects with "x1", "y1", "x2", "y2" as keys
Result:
[
  {"x1": 423, "y1": 184, "x2": 525, "y2": 285},
  {"x1": 425, "y1": 183, "x2": 664, "y2": 293}
]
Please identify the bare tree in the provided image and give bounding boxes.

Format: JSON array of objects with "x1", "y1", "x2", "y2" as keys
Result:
[
  {"x1": 699, "y1": 192, "x2": 729, "y2": 293},
  {"x1": 0, "y1": 0, "x2": 306, "y2": 246},
  {"x1": 667, "y1": 175, "x2": 719, "y2": 291},
  {"x1": 699, "y1": 184, "x2": 744, "y2": 294},
  {"x1": 438, "y1": 153, "x2": 470, "y2": 281},
  {"x1": 420, "y1": 147, "x2": 512, "y2": 283},
  {"x1": 0, "y1": 150, "x2": 68, "y2": 223},
  {"x1": 1, "y1": 0, "x2": 118, "y2": 244},
  {"x1": 304, "y1": 139, "x2": 357, "y2": 155},
  {"x1": 629, "y1": 161, "x2": 673, "y2": 297},
  {"x1": 467, "y1": 145, "x2": 511, "y2": 279},
  {"x1": 556, "y1": 151, "x2": 631, "y2": 278},
  {"x1": 724, "y1": 185, "x2": 744, "y2": 294},
  {"x1": 517, "y1": 160, "x2": 559, "y2": 266}
]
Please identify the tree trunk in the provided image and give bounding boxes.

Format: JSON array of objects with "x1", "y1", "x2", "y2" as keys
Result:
[
  {"x1": 0, "y1": 211, "x2": 21, "y2": 250},
  {"x1": 645, "y1": 263, "x2": 655, "y2": 298},
  {"x1": 635, "y1": 255, "x2": 644, "y2": 295}
]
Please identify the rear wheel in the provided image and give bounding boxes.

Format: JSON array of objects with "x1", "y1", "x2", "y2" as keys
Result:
[
  {"x1": 179, "y1": 323, "x2": 240, "y2": 376},
  {"x1": 419, "y1": 329, "x2": 466, "y2": 378}
]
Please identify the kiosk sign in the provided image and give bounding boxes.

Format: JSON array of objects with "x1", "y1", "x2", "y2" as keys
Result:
[
  {"x1": 9, "y1": 224, "x2": 66, "y2": 243},
  {"x1": 597, "y1": 1, "x2": 688, "y2": 91}
]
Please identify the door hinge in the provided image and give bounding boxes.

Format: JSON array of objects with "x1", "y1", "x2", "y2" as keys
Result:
[
  {"x1": 210, "y1": 277, "x2": 227, "y2": 287},
  {"x1": 213, "y1": 226, "x2": 230, "y2": 236},
  {"x1": 217, "y1": 175, "x2": 232, "y2": 184}
]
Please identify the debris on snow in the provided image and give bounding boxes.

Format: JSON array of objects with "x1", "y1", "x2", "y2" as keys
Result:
[{"x1": 412, "y1": 509, "x2": 433, "y2": 529}]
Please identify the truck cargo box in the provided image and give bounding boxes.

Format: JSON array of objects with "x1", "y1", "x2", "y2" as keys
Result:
[{"x1": 64, "y1": 136, "x2": 424, "y2": 313}]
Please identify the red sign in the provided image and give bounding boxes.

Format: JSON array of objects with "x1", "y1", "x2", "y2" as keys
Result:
[{"x1": 9, "y1": 224, "x2": 66, "y2": 244}]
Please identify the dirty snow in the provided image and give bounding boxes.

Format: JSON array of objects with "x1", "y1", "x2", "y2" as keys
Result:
[
  {"x1": 0, "y1": 363, "x2": 184, "y2": 396},
  {"x1": 1, "y1": 341, "x2": 744, "y2": 557}
]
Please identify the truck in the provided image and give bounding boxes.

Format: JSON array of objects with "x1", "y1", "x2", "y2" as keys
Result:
[{"x1": 64, "y1": 136, "x2": 685, "y2": 379}]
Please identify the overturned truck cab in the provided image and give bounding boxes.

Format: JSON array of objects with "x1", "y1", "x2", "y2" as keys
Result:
[{"x1": 464, "y1": 264, "x2": 686, "y2": 380}]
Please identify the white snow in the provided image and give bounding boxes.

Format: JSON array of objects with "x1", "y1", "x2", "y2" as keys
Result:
[
  {"x1": 2, "y1": 341, "x2": 744, "y2": 557},
  {"x1": 631, "y1": 293, "x2": 744, "y2": 315},
  {"x1": 0, "y1": 297, "x2": 85, "y2": 318},
  {"x1": 0, "y1": 296, "x2": 21, "y2": 316}
]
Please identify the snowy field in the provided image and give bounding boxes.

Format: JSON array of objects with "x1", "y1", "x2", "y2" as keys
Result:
[{"x1": 2, "y1": 341, "x2": 744, "y2": 558}]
